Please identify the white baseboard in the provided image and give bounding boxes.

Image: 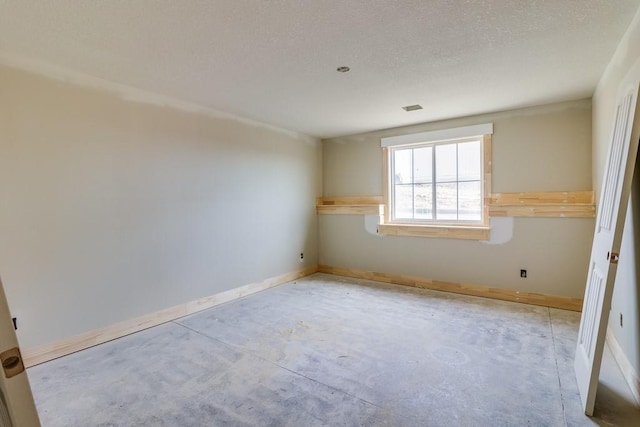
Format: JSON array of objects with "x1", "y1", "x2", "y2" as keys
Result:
[
  {"x1": 606, "y1": 327, "x2": 640, "y2": 406},
  {"x1": 23, "y1": 266, "x2": 317, "y2": 367}
]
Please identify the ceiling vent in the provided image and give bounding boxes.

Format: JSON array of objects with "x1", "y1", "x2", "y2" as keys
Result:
[{"x1": 402, "y1": 104, "x2": 423, "y2": 112}]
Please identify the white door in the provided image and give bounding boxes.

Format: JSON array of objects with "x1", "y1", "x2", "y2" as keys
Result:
[
  {"x1": 0, "y1": 277, "x2": 41, "y2": 426},
  {"x1": 574, "y1": 66, "x2": 640, "y2": 416}
]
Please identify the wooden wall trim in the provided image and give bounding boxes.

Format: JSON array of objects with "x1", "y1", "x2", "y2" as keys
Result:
[
  {"x1": 488, "y1": 204, "x2": 596, "y2": 218},
  {"x1": 483, "y1": 135, "x2": 493, "y2": 226},
  {"x1": 316, "y1": 196, "x2": 384, "y2": 215},
  {"x1": 606, "y1": 327, "x2": 640, "y2": 406},
  {"x1": 318, "y1": 265, "x2": 583, "y2": 311},
  {"x1": 23, "y1": 266, "x2": 318, "y2": 367},
  {"x1": 318, "y1": 191, "x2": 596, "y2": 218},
  {"x1": 382, "y1": 147, "x2": 391, "y2": 222},
  {"x1": 317, "y1": 205, "x2": 383, "y2": 215},
  {"x1": 489, "y1": 191, "x2": 594, "y2": 205},
  {"x1": 489, "y1": 191, "x2": 595, "y2": 218},
  {"x1": 317, "y1": 196, "x2": 383, "y2": 205}
]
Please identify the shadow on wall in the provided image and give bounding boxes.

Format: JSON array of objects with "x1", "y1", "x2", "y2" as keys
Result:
[{"x1": 633, "y1": 153, "x2": 640, "y2": 371}]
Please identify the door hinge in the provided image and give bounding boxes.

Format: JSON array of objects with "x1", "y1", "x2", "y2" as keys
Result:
[{"x1": 608, "y1": 252, "x2": 620, "y2": 264}]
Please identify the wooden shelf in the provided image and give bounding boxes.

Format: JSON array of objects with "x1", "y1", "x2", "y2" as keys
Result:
[
  {"x1": 488, "y1": 191, "x2": 594, "y2": 205},
  {"x1": 488, "y1": 191, "x2": 595, "y2": 218},
  {"x1": 318, "y1": 191, "x2": 596, "y2": 219},
  {"x1": 488, "y1": 204, "x2": 596, "y2": 218},
  {"x1": 317, "y1": 196, "x2": 384, "y2": 215}
]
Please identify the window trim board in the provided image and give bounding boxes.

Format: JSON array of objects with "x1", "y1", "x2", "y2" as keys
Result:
[
  {"x1": 380, "y1": 123, "x2": 494, "y2": 147},
  {"x1": 377, "y1": 223, "x2": 490, "y2": 240}
]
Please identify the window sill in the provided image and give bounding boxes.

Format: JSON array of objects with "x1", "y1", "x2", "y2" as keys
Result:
[{"x1": 377, "y1": 223, "x2": 490, "y2": 240}]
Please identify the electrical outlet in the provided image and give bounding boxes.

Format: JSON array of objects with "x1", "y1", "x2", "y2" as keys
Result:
[
  {"x1": 520, "y1": 269, "x2": 527, "y2": 278},
  {"x1": 300, "y1": 252, "x2": 304, "y2": 262},
  {"x1": 620, "y1": 313, "x2": 623, "y2": 328}
]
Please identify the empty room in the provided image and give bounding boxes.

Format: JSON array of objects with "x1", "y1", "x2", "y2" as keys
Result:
[{"x1": 2, "y1": 1, "x2": 640, "y2": 426}]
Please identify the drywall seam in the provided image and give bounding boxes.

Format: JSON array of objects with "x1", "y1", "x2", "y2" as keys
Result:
[
  {"x1": 22, "y1": 266, "x2": 318, "y2": 368},
  {"x1": 0, "y1": 51, "x2": 317, "y2": 145},
  {"x1": 606, "y1": 327, "x2": 640, "y2": 406}
]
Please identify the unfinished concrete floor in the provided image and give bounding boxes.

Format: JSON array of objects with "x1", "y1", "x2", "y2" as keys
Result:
[{"x1": 28, "y1": 274, "x2": 640, "y2": 426}]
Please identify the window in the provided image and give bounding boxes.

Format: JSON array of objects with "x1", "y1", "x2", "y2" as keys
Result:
[
  {"x1": 391, "y1": 138, "x2": 483, "y2": 222},
  {"x1": 380, "y1": 124, "x2": 492, "y2": 239}
]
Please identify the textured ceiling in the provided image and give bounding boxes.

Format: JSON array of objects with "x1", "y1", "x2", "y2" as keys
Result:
[{"x1": 0, "y1": 1, "x2": 638, "y2": 138}]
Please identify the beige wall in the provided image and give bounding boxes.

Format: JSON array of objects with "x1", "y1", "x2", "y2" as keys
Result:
[
  {"x1": 593, "y1": 8, "x2": 640, "y2": 375},
  {"x1": 0, "y1": 66, "x2": 321, "y2": 349},
  {"x1": 321, "y1": 100, "x2": 594, "y2": 298}
]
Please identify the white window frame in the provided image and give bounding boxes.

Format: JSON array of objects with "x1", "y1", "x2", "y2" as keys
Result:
[{"x1": 380, "y1": 124, "x2": 493, "y2": 240}]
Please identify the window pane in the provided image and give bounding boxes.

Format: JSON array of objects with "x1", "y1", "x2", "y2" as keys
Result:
[
  {"x1": 414, "y1": 183, "x2": 433, "y2": 219},
  {"x1": 413, "y1": 146, "x2": 432, "y2": 184},
  {"x1": 458, "y1": 181, "x2": 482, "y2": 221},
  {"x1": 458, "y1": 140, "x2": 481, "y2": 181},
  {"x1": 394, "y1": 184, "x2": 413, "y2": 219},
  {"x1": 389, "y1": 135, "x2": 485, "y2": 225},
  {"x1": 436, "y1": 183, "x2": 457, "y2": 220},
  {"x1": 394, "y1": 149, "x2": 412, "y2": 184},
  {"x1": 435, "y1": 144, "x2": 457, "y2": 183}
]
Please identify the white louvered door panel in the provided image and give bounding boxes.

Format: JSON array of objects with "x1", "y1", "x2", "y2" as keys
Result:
[{"x1": 574, "y1": 66, "x2": 640, "y2": 416}]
